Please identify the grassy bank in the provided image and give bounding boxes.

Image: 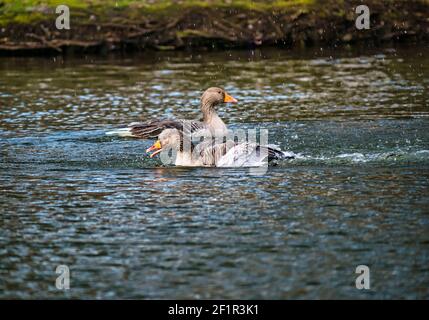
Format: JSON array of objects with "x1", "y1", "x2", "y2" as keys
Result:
[{"x1": 0, "y1": 0, "x2": 428, "y2": 55}]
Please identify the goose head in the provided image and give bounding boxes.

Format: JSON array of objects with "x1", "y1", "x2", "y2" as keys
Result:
[
  {"x1": 200, "y1": 87, "x2": 237, "y2": 109},
  {"x1": 146, "y1": 129, "x2": 183, "y2": 158}
]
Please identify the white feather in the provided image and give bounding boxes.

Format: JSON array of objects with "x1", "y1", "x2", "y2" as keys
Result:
[
  {"x1": 105, "y1": 128, "x2": 133, "y2": 137},
  {"x1": 217, "y1": 143, "x2": 269, "y2": 167}
]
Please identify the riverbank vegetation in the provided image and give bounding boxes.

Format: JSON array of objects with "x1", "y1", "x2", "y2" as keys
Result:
[{"x1": 0, "y1": 0, "x2": 428, "y2": 55}]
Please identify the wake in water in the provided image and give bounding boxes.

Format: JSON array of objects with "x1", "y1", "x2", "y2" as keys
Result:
[
  {"x1": 106, "y1": 125, "x2": 429, "y2": 168},
  {"x1": 277, "y1": 150, "x2": 429, "y2": 166}
]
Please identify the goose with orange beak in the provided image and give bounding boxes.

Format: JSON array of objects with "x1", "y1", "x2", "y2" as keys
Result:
[
  {"x1": 107, "y1": 87, "x2": 237, "y2": 139},
  {"x1": 146, "y1": 129, "x2": 295, "y2": 167}
]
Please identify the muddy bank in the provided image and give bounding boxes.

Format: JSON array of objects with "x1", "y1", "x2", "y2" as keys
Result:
[{"x1": 0, "y1": 0, "x2": 428, "y2": 56}]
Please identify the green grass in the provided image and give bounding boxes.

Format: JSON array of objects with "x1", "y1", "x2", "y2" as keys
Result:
[{"x1": 0, "y1": 0, "x2": 315, "y2": 26}]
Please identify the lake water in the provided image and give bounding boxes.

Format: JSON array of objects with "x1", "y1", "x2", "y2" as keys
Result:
[{"x1": 0, "y1": 46, "x2": 428, "y2": 299}]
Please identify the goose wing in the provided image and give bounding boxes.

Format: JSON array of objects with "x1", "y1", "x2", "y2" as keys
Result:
[
  {"x1": 216, "y1": 143, "x2": 292, "y2": 167},
  {"x1": 107, "y1": 119, "x2": 207, "y2": 139}
]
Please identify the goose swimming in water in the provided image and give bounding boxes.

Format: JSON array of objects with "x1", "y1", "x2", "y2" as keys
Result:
[
  {"x1": 146, "y1": 129, "x2": 294, "y2": 167},
  {"x1": 106, "y1": 87, "x2": 237, "y2": 139}
]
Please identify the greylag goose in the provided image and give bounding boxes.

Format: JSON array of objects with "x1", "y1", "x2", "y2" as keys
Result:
[
  {"x1": 106, "y1": 87, "x2": 237, "y2": 139},
  {"x1": 146, "y1": 129, "x2": 294, "y2": 167}
]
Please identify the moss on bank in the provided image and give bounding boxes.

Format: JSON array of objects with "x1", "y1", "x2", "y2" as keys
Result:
[
  {"x1": 0, "y1": 0, "x2": 428, "y2": 55},
  {"x1": 0, "y1": 0, "x2": 314, "y2": 25}
]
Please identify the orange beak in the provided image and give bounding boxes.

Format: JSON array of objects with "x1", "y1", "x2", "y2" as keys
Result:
[
  {"x1": 146, "y1": 140, "x2": 163, "y2": 158},
  {"x1": 224, "y1": 92, "x2": 238, "y2": 103}
]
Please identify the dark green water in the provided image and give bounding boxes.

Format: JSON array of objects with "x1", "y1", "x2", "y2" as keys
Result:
[{"x1": 0, "y1": 47, "x2": 428, "y2": 299}]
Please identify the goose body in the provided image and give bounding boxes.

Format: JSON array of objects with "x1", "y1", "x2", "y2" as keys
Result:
[{"x1": 106, "y1": 87, "x2": 237, "y2": 139}]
